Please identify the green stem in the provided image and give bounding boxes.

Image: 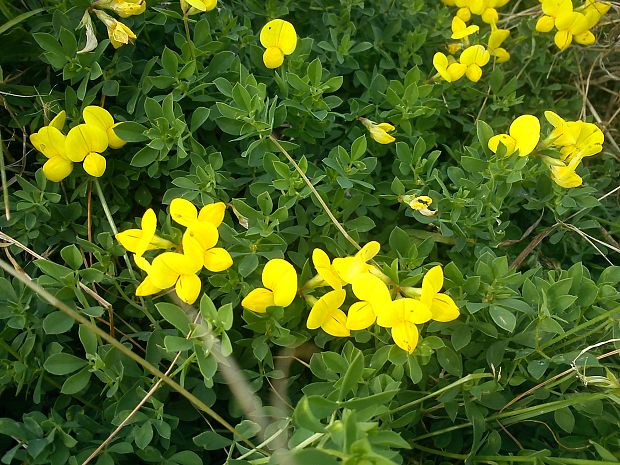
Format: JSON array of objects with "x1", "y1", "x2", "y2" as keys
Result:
[
  {"x1": 389, "y1": 373, "x2": 494, "y2": 414},
  {"x1": 0, "y1": 258, "x2": 264, "y2": 455},
  {"x1": 93, "y1": 179, "x2": 136, "y2": 279},
  {"x1": 538, "y1": 305, "x2": 620, "y2": 351},
  {"x1": 0, "y1": 135, "x2": 9, "y2": 220},
  {"x1": 183, "y1": 14, "x2": 196, "y2": 61}
]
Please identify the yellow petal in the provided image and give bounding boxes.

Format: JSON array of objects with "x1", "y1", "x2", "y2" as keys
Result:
[
  {"x1": 391, "y1": 321, "x2": 419, "y2": 353},
  {"x1": 185, "y1": 222, "x2": 219, "y2": 252},
  {"x1": 351, "y1": 273, "x2": 391, "y2": 309},
  {"x1": 42, "y1": 156, "x2": 73, "y2": 182},
  {"x1": 307, "y1": 289, "x2": 346, "y2": 329},
  {"x1": 242, "y1": 288, "x2": 275, "y2": 313},
  {"x1": 198, "y1": 202, "x2": 226, "y2": 227},
  {"x1": 401, "y1": 298, "x2": 432, "y2": 324},
  {"x1": 170, "y1": 198, "x2": 198, "y2": 227},
  {"x1": 421, "y1": 265, "x2": 443, "y2": 307},
  {"x1": 536, "y1": 15, "x2": 555, "y2": 32},
  {"x1": 150, "y1": 253, "x2": 182, "y2": 289},
  {"x1": 322, "y1": 308, "x2": 350, "y2": 337},
  {"x1": 82, "y1": 152, "x2": 107, "y2": 177},
  {"x1": 356, "y1": 241, "x2": 380, "y2": 262},
  {"x1": 135, "y1": 209, "x2": 157, "y2": 257},
  {"x1": 488, "y1": 29, "x2": 510, "y2": 50},
  {"x1": 136, "y1": 276, "x2": 162, "y2": 296},
  {"x1": 30, "y1": 126, "x2": 66, "y2": 159},
  {"x1": 550, "y1": 164, "x2": 583, "y2": 188},
  {"x1": 510, "y1": 115, "x2": 540, "y2": 156},
  {"x1": 260, "y1": 19, "x2": 297, "y2": 55},
  {"x1": 481, "y1": 7, "x2": 498, "y2": 24},
  {"x1": 465, "y1": 64, "x2": 483, "y2": 82},
  {"x1": 49, "y1": 110, "x2": 66, "y2": 130},
  {"x1": 554, "y1": 30, "x2": 572, "y2": 50},
  {"x1": 65, "y1": 124, "x2": 108, "y2": 162},
  {"x1": 181, "y1": 232, "x2": 206, "y2": 272},
  {"x1": 116, "y1": 229, "x2": 143, "y2": 253},
  {"x1": 346, "y1": 301, "x2": 376, "y2": 330},
  {"x1": 368, "y1": 125, "x2": 396, "y2": 144},
  {"x1": 133, "y1": 254, "x2": 151, "y2": 273},
  {"x1": 204, "y1": 247, "x2": 233, "y2": 272},
  {"x1": 263, "y1": 47, "x2": 284, "y2": 69},
  {"x1": 263, "y1": 258, "x2": 297, "y2": 307},
  {"x1": 83, "y1": 106, "x2": 115, "y2": 132},
  {"x1": 108, "y1": 124, "x2": 127, "y2": 149},
  {"x1": 447, "y1": 62, "x2": 467, "y2": 81},
  {"x1": 312, "y1": 248, "x2": 345, "y2": 289},
  {"x1": 176, "y1": 273, "x2": 201, "y2": 304},
  {"x1": 332, "y1": 256, "x2": 368, "y2": 284},
  {"x1": 431, "y1": 293, "x2": 460, "y2": 322},
  {"x1": 433, "y1": 52, "x2": 452, "y2": 82},
  {"x1": 488, "y1": 134, "x2": 517, "y2": 156},
  {"x1": 409, "y1": 196, "x2": 433, "y2": 210}
]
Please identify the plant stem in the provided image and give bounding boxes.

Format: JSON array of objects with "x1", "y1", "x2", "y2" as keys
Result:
[
  {"x1": 269, "y1": 135, "x2": 361, "y2": 251},
  {"x1": 0, "y1": 135, "x2": 9, "y2": 220},
  {"x1": 93, "y1": 179, "x2": 135, "y2": 279}
]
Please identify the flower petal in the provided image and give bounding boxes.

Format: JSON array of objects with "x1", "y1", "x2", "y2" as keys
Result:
[
  {"x1": 391, "y1": 321, "x2": 419, "y2": 353},
  {"x1": 65, "y1": 124, "x2": 108, "y2": 162},
  {"x1": 307, "y1": 289, "x2": 346, "y2": 329},
  {"x1": 198, "y1": 202, "x2": 226, "y2": 227},
  {"x1": 42, "y1": 156, "x2": 73, "y2": 182},
  {"x1": 351, "y1": 273, "x2": 391, "y2": 309},
  {"x1": 135, "y1": 209, "x2": 157, "y2": 258},
  {"x1": 176, "y1": 273, "x2": 201, "y2": 304},
  {"x1": 185, "y1": 222, "x2": 219, "y2": 252},
  {"x1": 421, "y1": 265, "x2": 443, "y2": 307},
  {"x1": 204, "y1": 247, "x2": 233, "y2": 272},
  {"x1": 30, "y1": 126, "x2": 66, "y2": 159},
  {"x1": 136, "y1": 276, "x2": 162, "y2": 296},
  {"x1": 170, "y1": 198, "x2": 198, "y2": 227},
  {"x1": 263, "y1": 258, "x2": 297, "y2": 307},
  {"x1": 83, "y1": 106, "x2": 115, "y2": 132},
  {"x1": 312, "y1": 248, "x2": 345, "y2": 289},
  {"x1": 509, "y1": 115, "x2": 540, "y2": 156},
  {"x1": 431, "y1": 293, "x2": 460, "y2": 322},
  {"x1": 322, "y1": 308, "x2": 350, "y2": 337},
  {"x1": 242, "y1": 288, "x2": 275, "y2": 313},
  {"x1": 82, "y1": 152, "x2": 107, "y2": 177},
  {"x1": 346, "y1": 301, "x2": 376, "y2": 330}
]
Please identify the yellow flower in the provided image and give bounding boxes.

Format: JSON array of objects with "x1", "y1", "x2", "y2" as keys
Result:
[
  {"x1": 312, "y1": 248, "x2": 346, "y2": 290},
  {"x1": 458, "y1": 45, "x2": 490, "y2": 82},
  {"x1": 83, "y1": 106, "x2": 126, "y2": 149},
  {"x1": 94, "y1": 10, "x2": 137, "y2": 49},
  {"x1": 307, "y1": 289, "x2": 349, "y2": 337},
  {"x1": 420, "y1": 266, "x2": 460, "y2": 322},
  {"x1": 346, "y1": 273, "x2": 393, "y2": 330},
  {"x1": 481, "y1": 7, "x2": 499, "y2": 24},
  {"x1": 360, "y1": 118, "x2": 396, "y2": 144},
  {"x1": 488, "y1": 28, "x2": 510, "y2": 63},
  {"x1": 554, "y1": 11, "x2": 589, "y2": 50},
  {"x1": 536, "y1": 0, "x2": 573, "y2": 32},
  {"x1": 408, "y1": 195, "x2": 437, "y2": 216},
  {"x1": 488, "y1": 115, "x2": 541, "y2": 157},
  {"x1": 433, "y1": 52, "x2": 466, "y2": 83},
  {"x1": 65, "y1": 124, "x2": 109, "y2": 177},
  {"x1": 169, "y1": 198, "x2": 232, "y2": 271},
  {"x1": 140, "y1": 233, "x2": 204, "y2": 304},
  {"x1": 30, "y1": 114, "x2": 74, "y2": 182},
  {"x1": 116, "y1": 208, "x2": 176, "y2": 257},
  {"x1": 180, "y1": 0, "x2": 217, "y2": 15},
  {"x1": 378, "y1": 298, "x2": 432, "y2": 353},
  {"x1": 104, "y1": 0, "x2": 147, "y2": 18},
  {"x1": 451, "y1": 16, "x2": 479, "y2": 40},
  {"x1": 544, "y1": 112, "x2": 604, "y2": 161},
  {"x1": 456, "y1": 7, "x2": 472, "y2": 22},
  {"x1": 332, "y1": 241, "x2": 380, "y2": 284},
  {"x1": 242, "y1": 258, "x2": 297, "y2": 313},
  {"x1": 259, "y1": 19, "x2": 297, "y2": 69},
  {"x1": 549, "y1": 158, "x2": 583, "y2": 189}
]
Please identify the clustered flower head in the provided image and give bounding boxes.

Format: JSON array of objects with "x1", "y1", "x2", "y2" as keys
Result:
[
  {"x1": 535, "y1": 0, "x2": 610, "y2": 50},
  {"x1": 30, "y1": 106, "x2": 126, "y2": 182},
  {"x1": 241, "y1": 242, "x2": 460, "y2": 354},
  {"x1": 487, "y1": 113, "x2": 605, "y2": 188},
  {"x1": 435, "y1": 0, "x2": 511, "y2": 83},
  {"x1": 259, "y1": 19, "x2": 298, "y2": 69},
  {"x1": 116, "y1": 199, "x2": 233, "y2": 304}
]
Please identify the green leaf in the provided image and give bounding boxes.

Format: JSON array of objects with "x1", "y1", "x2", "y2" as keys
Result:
[
  {"x1": 79, "y1": 324, "x2": 98, "y2": 355},
  {"x1": 193, "y1": 431, "x2": 232, "y2": 450},
  {"x1": 489, "y1": 306, "x2": 517, "y2": 332},
  {"x1": 43, "y1": 311, "x2": 74, "y2": 334},
  {"x1": 35, "y1": 259, "x2": 73, "y2": 280},
  {"x1": 156, "y1": 303, "x2": 191, "y2": 334},
  {"x1": 60, "y1": 245, "x2": 83, "y2": 270},
  {"x1": 199, "y1": 294, "x2": 218, "y2": 321},
  {"x1": 350, "y1": 135, "x2": 367, "y2": 161},
  {"x1": 218, "y1": 303, "x2": 234, "y2": 331},
  {"x1": 44, "y1": 353, "x2": 87, "y2": 375},
  {"x1": 436, "y1": 346, "x2": 462, "y2": 377},
  {"x1": 290, "y1": 450, "x2": 339, "y2": 465},
  {"x1": 169, "y1": 451, "x2": 203, "y2": 465},
  {"x1": 342, "y1": 390, "x2": 399, "y2": 410},
  {"x1": 338, "y1": 350, "x2": 364, "y2": 399},
  {"x1": 191, "y1": 107, "x2": 211, "y2": 132},
  {"x1": 134, "y1": 421, "x2": 153, "y2": 450},
  {"x1": 0, "y1": 8, "x2": 44, "y2": 35},
  {"x1": 61, "y1": 368, "x2": 91, "y2": 394},
  {"x1": 293, "y1": 396, "x2": 338, "y2": 432},
  {"x1": 114, "y1": 121, "x2": 149, "y2": 142},
  {"x1": 554, "y1": 407, "x2": 574, "y2": 433}
]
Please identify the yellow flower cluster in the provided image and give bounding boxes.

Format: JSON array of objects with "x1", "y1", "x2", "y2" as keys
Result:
[
  {"x1": 359, "y1": 117, "x2": 396, "y2": 144},
  {"x1": 91, "y1": 1, "x2": 146, "y2": 50},
  {"x1": 434, "y1": 0, "x2": 511, "y2": 83},
  {"x1": 487, "y1": 113, "x2": 605, "y2": 188},
  {"x1": 535, "y1": 0, "x2": 610, "y2": 50},
  {"x1": 241, "y1": 242, "x2": 460, "y2": 353},
  {"x1": 116, "y1": 199, "x2": 233, "y2": 304},
  {"x1": 30, "y1": 106, "x2": 126, "y2": 182}
]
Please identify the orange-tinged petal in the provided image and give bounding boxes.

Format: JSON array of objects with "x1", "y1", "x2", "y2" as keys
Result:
[
  {"x1": 170, "y1": 198, "x2": 198, "y2": 227},
  {"x1": 204, "y1": 247, "x2": 233, "y2": 272},
  {"x1": 242, "y1": 288, "x2": 275, "y2": 313}
]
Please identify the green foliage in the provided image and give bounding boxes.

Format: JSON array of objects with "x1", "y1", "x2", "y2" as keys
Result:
[{"x1": 1, "y1": 0, "x2": 619, "y2": 464}]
